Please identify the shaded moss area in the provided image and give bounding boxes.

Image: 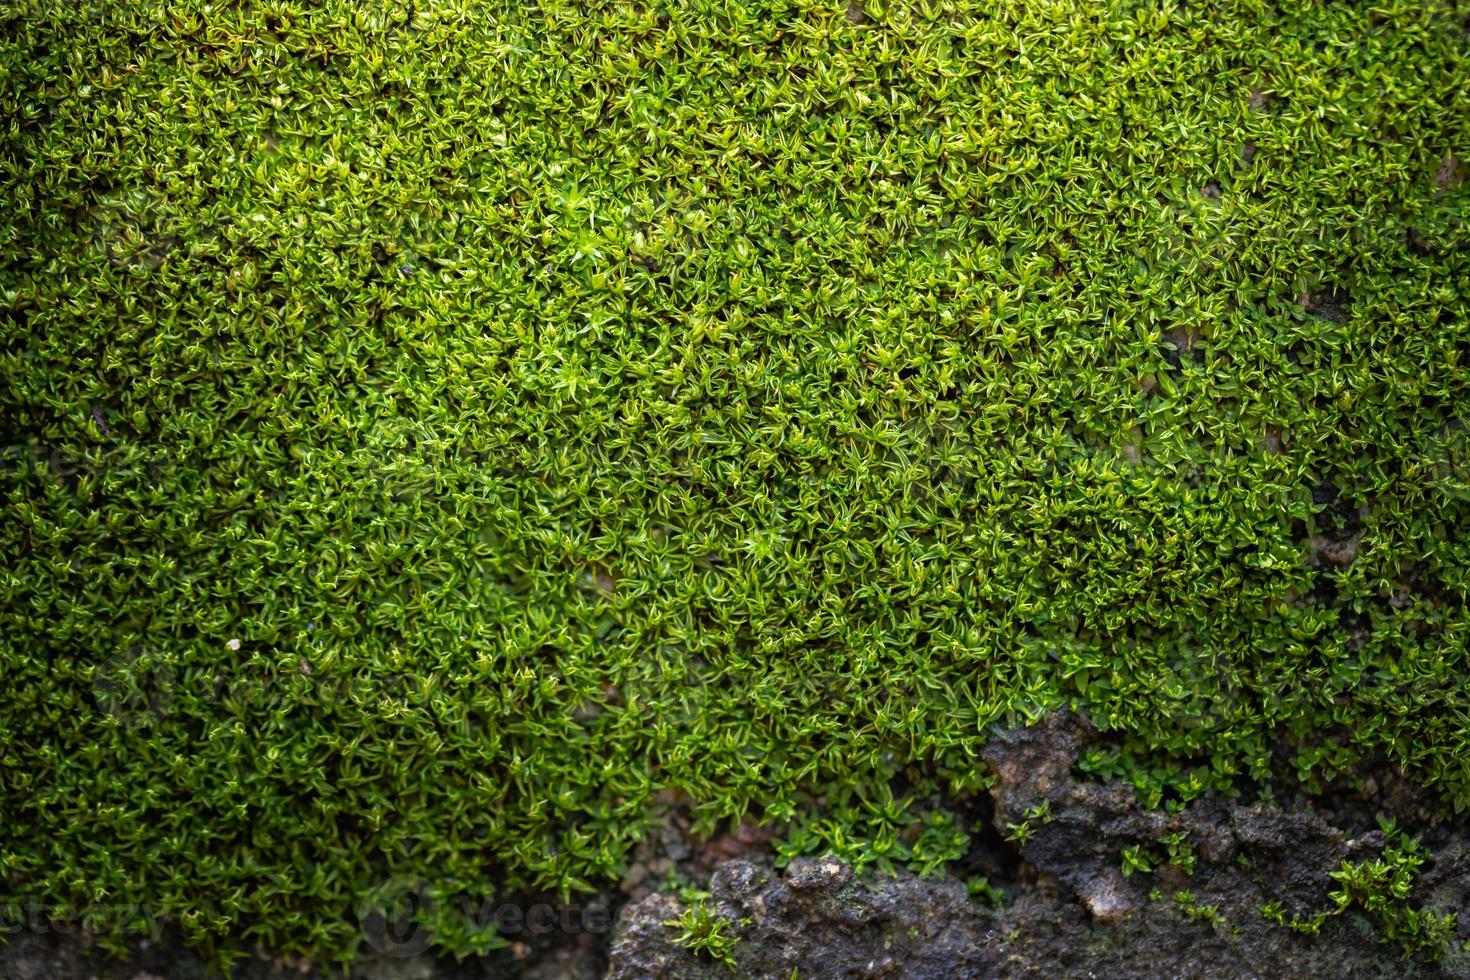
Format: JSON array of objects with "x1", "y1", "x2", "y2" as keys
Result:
[{"x1": 2, "y1": 0, "x2": 1468, "y2": 967}]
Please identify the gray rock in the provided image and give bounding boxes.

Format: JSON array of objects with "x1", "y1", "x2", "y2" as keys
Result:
[{"x1": 608, "y1": 713, "x2": 1469, "y2": 978}]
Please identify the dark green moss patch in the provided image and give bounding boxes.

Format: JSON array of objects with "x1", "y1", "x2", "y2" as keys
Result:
[{"x1": 2, "y1": 0, "x2": 1469, "y2": 967}]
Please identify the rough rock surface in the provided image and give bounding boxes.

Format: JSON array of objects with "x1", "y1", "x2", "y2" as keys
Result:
[
  {"x1": 609, "y1": 713, "x2": 1470, "y2": 979},
  {"x1": 608, "y1": 853, "x2": 1462, "y2": 979},
  {"x1": 609, "y1": 858, "x2": 991, "y2": 979},
  {"x1": 7, "y1": 713, "x2": 1469, "y2": 978}
]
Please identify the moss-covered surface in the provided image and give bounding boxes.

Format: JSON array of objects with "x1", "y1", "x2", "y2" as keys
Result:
[{"x1": 2, "y1": 0, "x2": 1469, "y2": 968}]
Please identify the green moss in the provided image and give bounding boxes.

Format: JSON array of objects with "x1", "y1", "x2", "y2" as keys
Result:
[
  {"x1": 1173, "y1": 890, "x2": 1223, "y2": 927},
  {"x1": 1261, "y1": 819, "x2": 1462, "y2": 960},
  {"x1": 967, "y1": 874, "x2": 1006, "y2": 907},
  {"x1": 1327, "y1": 820, "x2": 1462, "y2": 960},
  {"x1": 664, "y1": 899, "x2": 742, "y2": 970},
  {"x1": 1, "y1": 0, "x2": 1468, "y2": 967}
]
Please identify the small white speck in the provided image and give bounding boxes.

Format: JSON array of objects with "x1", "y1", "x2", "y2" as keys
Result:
[{"x1": 226, "y1": 638, "x2": 241, "y2": 651}]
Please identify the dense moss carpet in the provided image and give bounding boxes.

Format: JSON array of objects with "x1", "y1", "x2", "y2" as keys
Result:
[{"x1": 3, "y1": 0, "x2": 1468, "y2": 965}]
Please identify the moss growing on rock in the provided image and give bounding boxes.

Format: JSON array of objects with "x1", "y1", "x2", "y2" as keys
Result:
[{"x1": 2, "y1": 0, "x2": 1468, "y2": 966}]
